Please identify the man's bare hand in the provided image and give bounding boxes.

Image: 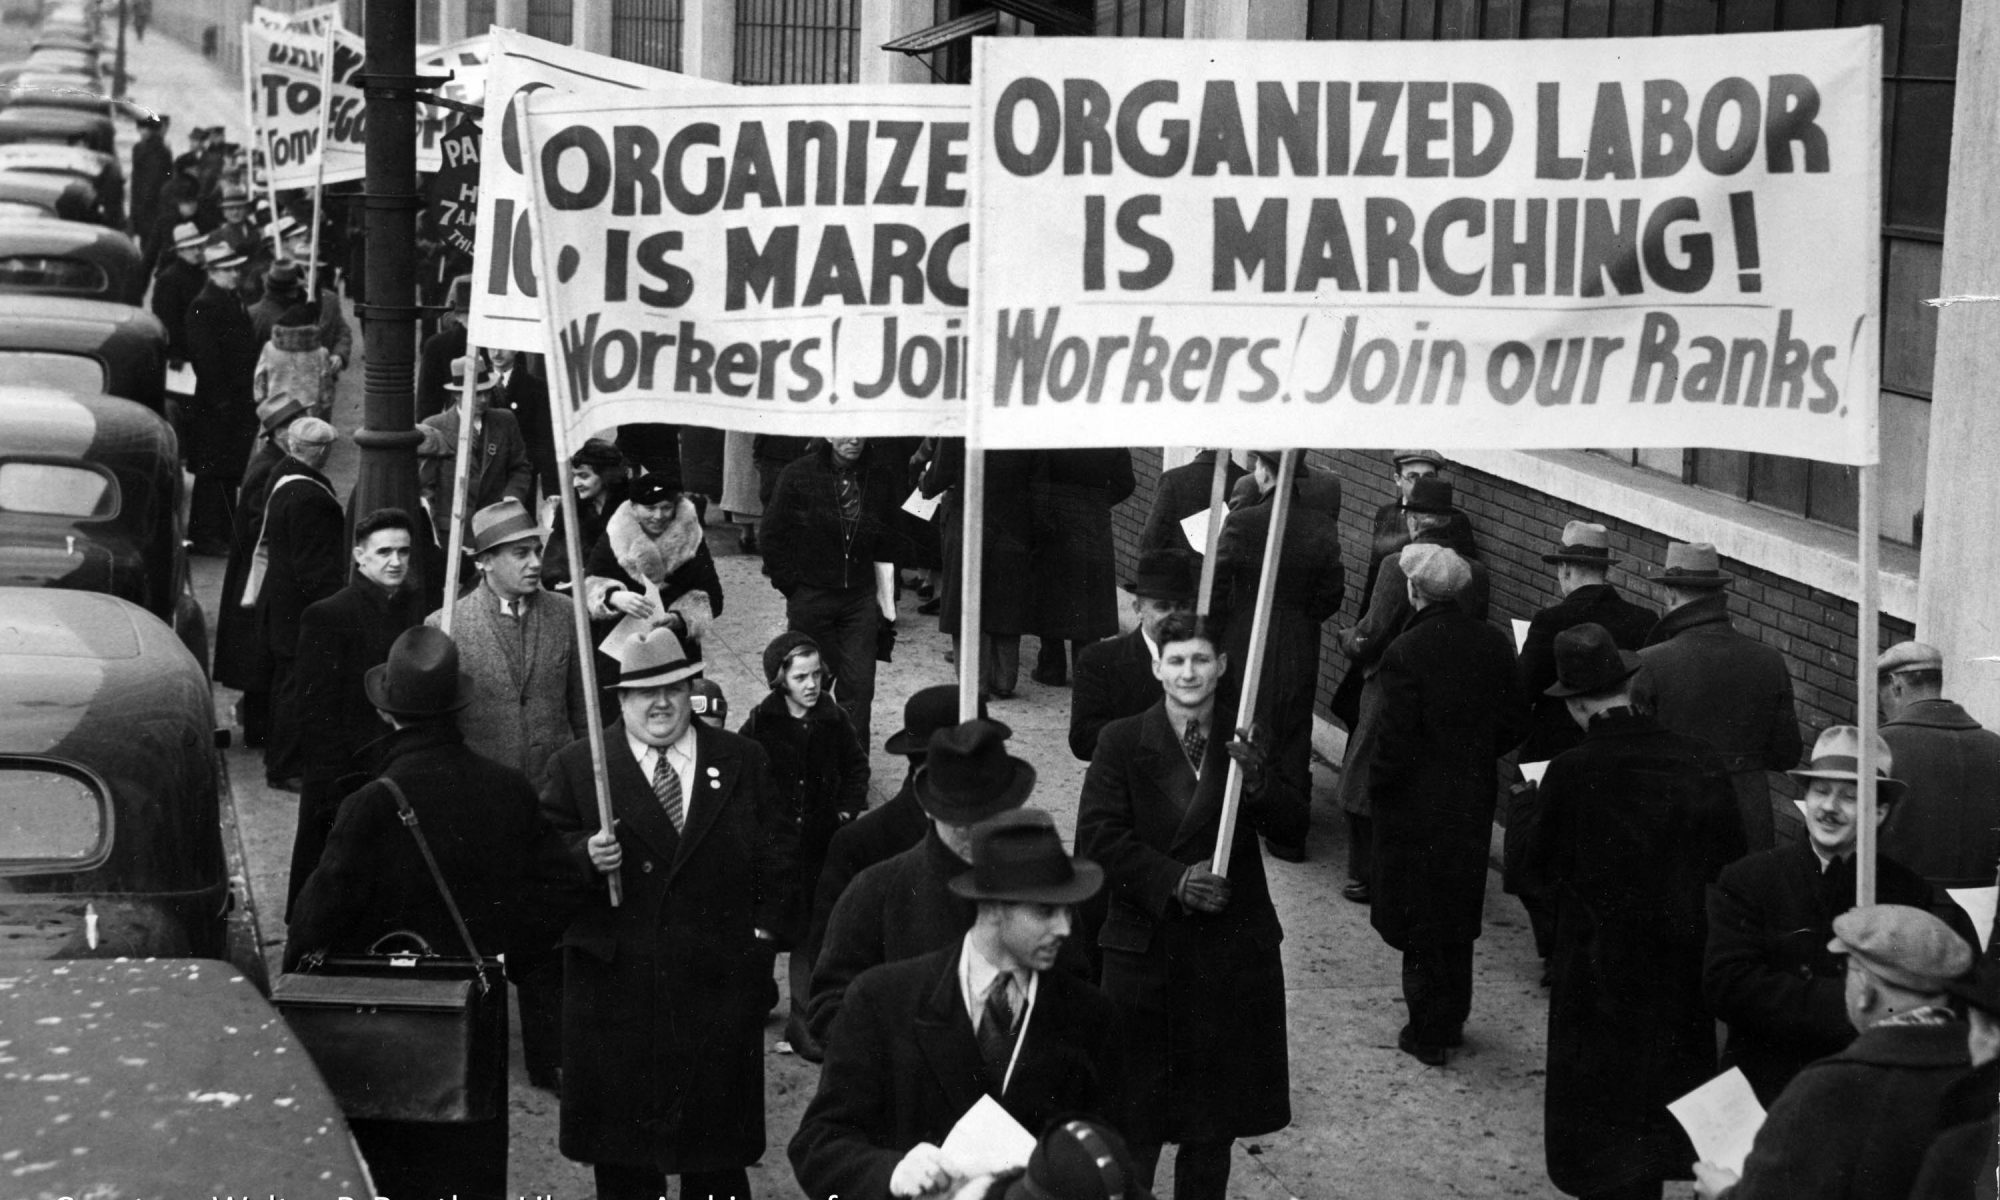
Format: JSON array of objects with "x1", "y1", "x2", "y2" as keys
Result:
[
  {"x1": 1178, "y1": 860, "x2": 1232, "y2": 913},
  {"x1": 587, "y1": 824, "x2": 622, "y2": 874}
]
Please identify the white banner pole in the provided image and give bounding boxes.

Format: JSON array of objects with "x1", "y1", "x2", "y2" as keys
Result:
[
  {"x1": 1195, "y1": 451, "x2": 1229, "y2": 619},
  {"x1": 439, "y1": 349, "x2": 481, "y2": 631},
  {"x1": 1855, "y1": 463, "x2": 1880, "y2": 906},
  {"x1": 1212, "y1": 449, "x2": 1298, "y2": 876},
  {"x1": 957, "y1": 442, "x2": 985, "y2": 722},
  {"x1": 304, "y1": 18, "x2": 333, "y2": 275}
]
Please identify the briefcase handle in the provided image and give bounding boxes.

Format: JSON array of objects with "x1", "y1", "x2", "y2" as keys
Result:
[{"x1": 378, "y1": 776, "x2": 491, "y2": 995}]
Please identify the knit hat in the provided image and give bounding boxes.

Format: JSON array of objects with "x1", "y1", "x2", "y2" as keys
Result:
[{"x1": 763, "y1": 630, "x2": 821, "y2": 687}]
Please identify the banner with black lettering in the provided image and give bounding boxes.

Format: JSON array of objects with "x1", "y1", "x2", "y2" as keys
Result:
[
  {"x1": 467, "y1": 30, "x2": 725, "y2": 353},
  {"x1": 969, "y1": 30, "x2": 1880, "y2": 463},
  {"x1": 243, "y1": 7, "x2": 365, "y2": 187},
  {"x1": 520, "y1": 84, "x2": 971, "y2": 440},
  {"x1": 417, "y1": 34, "x2": 489, "y2": 174}
]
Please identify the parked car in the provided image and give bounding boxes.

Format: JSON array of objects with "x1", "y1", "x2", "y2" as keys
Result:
[
  {"x1": 1, "y1": 958, "x2": 371, "y2": 1195},
  {"x1": 0, "y1": 388, "x2": 206, "y2": 662},
  {"x1": 0, "y1": 215, "x2": 141, "y2": 301},
  {"x1": 0, "y1": 167, "x2": 98, "y2": 221},
  {"x1": 0, "y1": 141, "x2": 122, "y2": 224},
  {"x1": 0, "y1": 293, "x2": 167, "y2": 411},
  {"x1": 0, "y1": 103, "x2": 116, "y2": 156},
  {"x1": 0, "y1": 588, "x2": 258, "y2": 986}
]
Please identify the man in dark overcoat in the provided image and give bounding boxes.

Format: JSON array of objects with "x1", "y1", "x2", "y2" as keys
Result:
[
  {"x1": 1136, "y1": 448, "x2": 1244, "y2": 566},
  {"x1": 1876, "y1": 640, "x2": 2000, "y2": 888},
  {"x1": 255, "y1": 416, "x2": 345, "y2": 790},
  {"x1": 790, "y1": 809, "x2": 1120, "y2": 1200},
  {"x1": 1335, "y1": 476, "x2": 1488, "y2": 905},
  {"x1": 288, "y1": 508, "x2": 426, "y2": 914},
  {"x1": 416, "y1": 355, "x2": 535, "y2": 553},
  {"x1": 1631, "y1": 542, "x2": 1802, "y2": 850},
  {"x1": 541, "y1": 628, "x2": 785, "y2": 1200},
  {"x1": 150, "y1": 221, "x2": 209, "y2": 364},
  {"x1": 1075, "y1": 612, "x2": 1301, "y2": 1200},
  {"x1": 805, "y1": 718, "x2": 1040, "y2": 1047},
  {"x1": 1694, "y1": 905, "x2": 1974, "y2": 1200},
  {"x1": 1213, "y1": 453, "x2": 1344, "y2": 862},
  {"x1": 1068, "y1": 550, "x2": 1196, "y2": 761},
  {"x1": 182, "y1": 238, "x2": 260, "y2": 554},
  {"x1": 1366, "y1": 543, "x2": 1529, "y2": 1063},
  {"x1": 1703, "y1": 725, "x2": 1976, "y2": 1106},
  {"x1": 128, "y1": 115, "x2": 173, "y2": 268},
  {"x1": 1522, "y1": 624, "x2": 1745, "y2": 1200}
]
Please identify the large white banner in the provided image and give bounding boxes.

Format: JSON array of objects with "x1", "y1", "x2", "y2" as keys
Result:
[
  {"x1": 417, "y1": 34, "x2": 490, "y2": 174},
  {"x1": 969, "y1": 30, "x2": 1881, "y2": 463},
  {"x1": 243, "y1": 8, "x2": 365, "y2": 188},
  {"x1": 467, "y1": 30, "x2": 724, "y2": 352},
  {"x1": 520, "y1": 84, "x2": 971, "y2": 441}
]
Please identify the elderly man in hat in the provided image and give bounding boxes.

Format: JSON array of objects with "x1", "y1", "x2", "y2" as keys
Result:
[
  {"x1": 1695, "y1": 904, "x2": 1974, "y2": 1200},
  {"x1": 183, "y1": 237, "x2": 262, "y2": 554},
  {"x1": 1077, "y1": 611, "x2": 1300, "y2": 1200},
  {"x1": 256, "y1": 415, "x2": 344, "y2": 790},
  {"x1": 807, "y1": 718, "x2": 1045, "y2": 1047},
  {"x1": 1910, "y1": 960, "x2": 2000, "y2": 1198},
  {"x1": 1704, "y1": 725, "x2": 1976, "y2": 1105},
  {"x1": 417, "y1": 354, "x2": 534, "y2": 554},
  {"x1": 1335, "y1": 475, "x2": 1489, "y2": 904},
  {"x1": 1068, "y1": 549, "x2": 1198, "y2": 761},
  {"x1": 791, "y1": 808, "x2": 1120, "y2": 1200},
  {"x1": 151, "y1": 219, "x2": 210, "y2": 364},
  {"x1": 1137, "y1": 448, "x2": 1246, "y2": 567},
  {"x1": 1875, "y1": 640, "x2": 2000, "y2": 889},
  {"x1": 288, "y1": 624, "x2": 559, "y2": 1200},
  {"x1": 1631, "y1": 542, "x2": 1802, "y2": 849},
  {"x1": 1521, "y1": 624, "x2": 1744, "y2": 1200},
  {"x1": 541, "y1": 627, "x2": 784, "y2": 1200}
]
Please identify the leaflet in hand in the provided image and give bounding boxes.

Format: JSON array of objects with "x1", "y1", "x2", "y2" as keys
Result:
[
  {"x1": 1668, "y1": 1067, "x2": 1765, "y2": 1176},
  {"x1": 1948, "y1": 885, "x2": 1998, "y2": 950},
  {"x1": 938, "y1": 1094, "x2": 1035, "y2": 1179},
  {"x1": 903, "y1": 487, "x2": 942, "y2": 521}
]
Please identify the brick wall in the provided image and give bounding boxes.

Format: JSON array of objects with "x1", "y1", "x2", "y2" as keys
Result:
[{"x1": 1111, "y1": 449, "x2": 1915, "y2": 824}]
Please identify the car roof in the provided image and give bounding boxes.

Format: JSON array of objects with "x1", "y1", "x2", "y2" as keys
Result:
[
  {"x1": 0, "y1": 386, "x2": 171, "y2": 460},
  {"x1": 0, "y1": 293, "x2": 162, "y2": 342},
  {"x1": 0, "y1": 142, "x2": 110, "y2": 173},
  {"x1": 0, "y1": 215, "x2": 127, "y2": 255},
  {"x1": 0, "y1": 105, "x2": 112, "y2": 132},
  {"x1": 0, "y1": 959, "x2": 368, "y2": 1195},
  {"x1": 0, "y1": 589, "x2": 203, "y2": 749}
]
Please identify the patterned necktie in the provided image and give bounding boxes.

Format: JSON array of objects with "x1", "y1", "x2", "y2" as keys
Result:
[
  {"x1": 652, "y1": 751, "x2": 684, "y2": 832},
  {"x1": 1182, "y1": 720, "x2": 1207, "y2": 776},
  {"x1": 978, "y1": 974, "x2": 1019, "y2": 1086}
]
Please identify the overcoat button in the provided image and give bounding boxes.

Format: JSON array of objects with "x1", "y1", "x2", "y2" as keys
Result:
[{"x1": 642, "y1": 860, "x2": 655, "y2": 873}]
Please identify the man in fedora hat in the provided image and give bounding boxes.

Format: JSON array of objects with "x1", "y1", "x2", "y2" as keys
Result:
[
  {"x1": 1069, "y1": 549, "x2": 1198, "y2": 761},
  {"x1": 1695, "y1": 904, "x2": 1974, "y2": 1200},
  {"x1": 1516, "y1": 521, "x2": 1659, "y2": 763},
  {"x1": 540, "y1": 626, "x2": 784, "y2": 1200},
  {"x1": 182, "y1": 237, "x2": 261, "y2": 554},
  {"x1": 1704, "y1": 725, "x2": 1976, "y2": 1105},
  {"x1": 1519, "y1": 624, "x2": 1744, "y2": 1200},
  {"x1": 791, "y1": 808, "x2": 1120, "y2": 1200},
  {"x1": 150, "y1": 218, "x2": 209, "y2": 364},
  {"x1": 1077, "y1": 612, "x2": 1300, "y2": 1199},
  {"x1": 417, "y1": 353, "x2": 534, "y2": 552},
  {"x1": 1137, "y1": 448, "x2": 1245, "y2": 567},
  {"x1": 807, "y1": 718, "x2": 1047, "y2": 1047},
  {"x1": 1632, "y1": 541, "x2": 1802, "y2": 850},
  {"x1": 1335, "y1": 476, "x2": 1489, "y2": 902},
  {"x1": 288, "y1": 623, "x2": 561, "y2": 1200},
  {"x1": 255, "y1": 415, "x2": 344, "y2": 791},
  {"x1": 1875, "y1": 640, "x2": 2000, "y2": 889}
]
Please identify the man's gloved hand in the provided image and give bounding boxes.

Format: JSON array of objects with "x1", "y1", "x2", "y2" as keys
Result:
[
  {"x1": 1225, "y1": 723, "x2": 1271, "y2": 794},
  {"x1": 890, "y1": 1142, "x2": 954, "y2": 1198},
  {"x1": 1176, "y1": 860, "x2": 1232, "y2": 913}
]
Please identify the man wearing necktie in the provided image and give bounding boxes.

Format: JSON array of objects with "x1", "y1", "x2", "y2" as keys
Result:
[
  {"x1": 541, "y1": 628, "x2": 787, "y2": 1200},
  {"x1": 791, "y1": 808, "x2": 1121, "y2": 1200}
]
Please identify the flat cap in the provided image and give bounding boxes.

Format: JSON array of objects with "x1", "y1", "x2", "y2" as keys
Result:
[
  {"x1": 1879, "y1": 640, "x2": 1944, "y2": 675},
  {"x1": 1829, "y1": 904, "x2": 1972, "y2": 993},
  {"x1": 1401, "y1": 542, "x2": 1470, "y2": 601}
]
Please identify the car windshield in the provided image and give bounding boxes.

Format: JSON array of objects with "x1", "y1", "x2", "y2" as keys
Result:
[
  {"x1": 0, "y1": 765, "x2": 105, "y2": 866},
  {"x1": 0, "y1": 351, "x2": 102, "y2": 391},
  {"x1": 0, "y1": 461, "x2": 114, "y2": 516}
]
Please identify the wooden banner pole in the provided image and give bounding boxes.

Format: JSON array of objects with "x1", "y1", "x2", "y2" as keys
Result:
[
  {"x1": 438, "y1": 347, "x2": 480, "y2": 631},
  {"x1": 303, "y1": 18, "x2": 333, "y2": 272},
  {"x1": 518, "y1": 92, "x2": 620, "y2": 906},
  {"x1": 957, "y1": 442, "x2": 986, "y2": 722},
  {"x1": 1195, "y1": 450, "x2": 1229, "y2": 618},
  {"x1": 1212, "y1": 449, "x2": 1298, "y2": 876},
  {"x1": 1855, "y1": 462, "x2": 1881, "y2": 907}
]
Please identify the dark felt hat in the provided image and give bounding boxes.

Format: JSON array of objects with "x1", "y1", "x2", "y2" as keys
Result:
[
  {"x1": 998, "y1": 1120, "x2": 1152, "y2": 1200},
  {"x1": 914, "y1": 719, "x2": 1035, "y2": 824},
  {"x1": 469, "y1": 497, "x2": 541, "y2": 556},
  {"x1": 948, "y1": 808, "x2": 1103, "y2": 905},
  {"x1": 1541, "y1": 520, "x2": 1617, "y2": 566},
  {"x1": 629, "y1": 473, "x2": 682, "y2": 506},
  {"x1": 884, "y1": 685, "x2": 1004, "y2": 756},
  {"x1": 364, "y1": 626, "x2": 475, "y2": 718},
  {"x1": 1648, "y1": 542, "x2": 1732, "y2": 588},
  {"x1": 570, "y1": 436, "x2": 625, "y2": 472},
  {"x1": 1543, "y1": 622, "x2": 1641, "y2": 698},
  {"x1": 1121, "y1": 548, "x2": 1198, "y2": 602},
  {"x1": 1401, "y1": 476, "x2": 1456, "y2": 514}
]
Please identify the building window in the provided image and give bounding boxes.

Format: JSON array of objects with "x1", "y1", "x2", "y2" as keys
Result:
[
  {"x1": 1100, "y1": 0, "x2": 1183, "y2": 36},
  {"x1": 1309, "y1": 0, "x2": 1956, "y2": 548},
  {"x1": 418, "y1": 0, "x2": 440, "y2": 43},
  {"x1": 468, "y1": 0, "x2": 498, "y2": 29},
  {"x1": 734, "y1": 0, "x2": 858, "y2": 83},
  {"x1": 528, "y1": 0, "x2": 575, "y2": 42},
  {"x1": 613, "y1": 0, "x2": 686, "y2": 71}
]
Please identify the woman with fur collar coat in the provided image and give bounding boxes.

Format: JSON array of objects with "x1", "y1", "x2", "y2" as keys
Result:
[{"x1": 582, "y1": 475, "x2": 725, "y2": 657}]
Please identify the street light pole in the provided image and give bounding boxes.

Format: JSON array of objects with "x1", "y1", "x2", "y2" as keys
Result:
[{"x1": 112, "y1": 0, "x2": 128, "y2": 99}]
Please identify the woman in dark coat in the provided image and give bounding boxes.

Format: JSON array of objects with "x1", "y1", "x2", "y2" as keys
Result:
[
  {"x1": 543, "y1": 437, "x2": 631, "y2": 592},
  {"x1": 182, "y1": 244, "x2": 261, "y2": 552},
  {"x1": 736, "y1": 630, "x2": 869, "y2": 1051},
  {"x1": 926, "y1": 439, "x2": 1039, "y2": 696},
  {"x1": 1029, "y1": 447, "x2": 1135, "y2": 684}
]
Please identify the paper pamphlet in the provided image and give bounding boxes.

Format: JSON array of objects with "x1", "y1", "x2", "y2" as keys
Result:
[
  {"x1": 1519, "y1": 761, "x2": 1549, "y2": 786},
  {"x1": 1512, "y1": 619, "x2": 1532, "y2": 653},
  {"x1": 1668, "y1": 1067, "x2": 1765, "y2": 1175},
  {"x1": 597, "y1": 578, "x2": 667, "y2": 658},
  {"x1": 1949, "y1": 885, "x2": 1999, "y2": 950},
  {"x1": 166, "y1": 362, "x2": 196, "y2": 394},
  {"x1": 1180, "y1": 508, "x2": 1213, "y2": 554},
  {"x1": 903, "y1": 487, "x2": 942, "y2": 522},
  {"x1": 939, "y1": 1094, "x2": 1036, "y2": 1178}
]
